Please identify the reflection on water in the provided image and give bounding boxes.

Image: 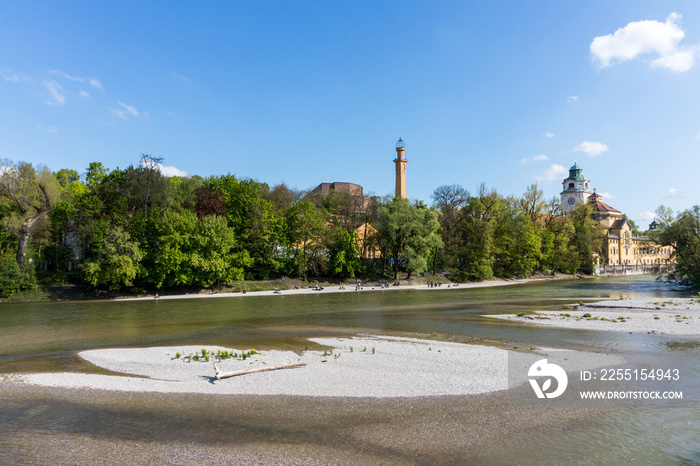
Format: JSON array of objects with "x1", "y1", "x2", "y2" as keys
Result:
[{"x1": 0, "y1": 275, "x2": 698, "y2": 463}]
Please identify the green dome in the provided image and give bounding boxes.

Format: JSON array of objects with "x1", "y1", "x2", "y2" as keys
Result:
[{"x1": 567, "y1": 162, "x2": 587, "y2": 181}]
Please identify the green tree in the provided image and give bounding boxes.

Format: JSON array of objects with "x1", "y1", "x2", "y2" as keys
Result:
[
  {"x1": 539, "y1": 196, "x2": 576, "y2": 273},
  {"x1": 377, "y1": 198, "x2": 442, "y2": 279},
  {"x1": 650, "y1": 206, "x2": 700, "y2": 287},
  {"x1": 283, "y1": 200, "x2": 327, "y2": 279},
  {"x1": 432, "y1": 184, "x2": 469, "y2": 273},
  {"x1": 0, "y1": 253, "x2": 24, "y2": 297},
  {"x1": 0, "y1": 161, "x2": 61, "y2": 268},
  {"x1": 492, "y1": 207, "x2": 541, "y2": 278},
  {"x1": 567, "y1": 201, "x2": 605, "y2": 273},
  {"x1": 82, "y1": 222, "x2": 144, "y2": 289},
  {"x1": 204, "y1": 175, "x2": 278, "y2": 278},
  {"x1": 457, "y1": 185, "x2": 503, "y2": 280},
  {"x1": 327, "y1": 225, "x2": 362, "y2": 278},
  {"x1": 519, "y1": 183, "x2": 546, "y2": 222},
  {"x1": 147, "y1": 211, "x2": 248, "y2": 288},
  {"x1": 84, "y1": 162, "x2": 109, "y2": 189}
]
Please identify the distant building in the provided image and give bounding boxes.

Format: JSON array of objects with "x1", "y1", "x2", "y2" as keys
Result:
[
  {"x1": 570, "y1": 169, "x2": 674, "y2": 266},
  {"x1": 354, "y1": 222, "x2": 381, "y2": 260},
  {"x1": 309, "y1": 182, "x2": 364, "y2": 197}
]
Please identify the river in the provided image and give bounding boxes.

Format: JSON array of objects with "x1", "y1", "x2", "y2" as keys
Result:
[{"x1": 1, "y1": 275, "x2": 698, "y2": 464}]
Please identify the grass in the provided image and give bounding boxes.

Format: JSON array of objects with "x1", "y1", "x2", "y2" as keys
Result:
[{"x1": 175, "y1": 348, "x2": 258, "y2": 362}]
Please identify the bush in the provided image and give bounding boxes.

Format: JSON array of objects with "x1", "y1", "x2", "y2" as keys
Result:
[{"x1": 0, "y1": 256, "x2": 23, "y2": 297}]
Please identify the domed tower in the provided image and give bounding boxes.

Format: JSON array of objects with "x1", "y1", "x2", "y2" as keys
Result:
[
  {"x1": 394, "y1": 138, "x2": 408, "y2": 199},
  {"x1": 560, "y1": 161, "x2": 592, "y2": 212}
]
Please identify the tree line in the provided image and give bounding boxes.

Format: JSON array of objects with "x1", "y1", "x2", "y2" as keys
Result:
[{"x1": 0, "y1": 156, "x2": 696, "y2": 297}]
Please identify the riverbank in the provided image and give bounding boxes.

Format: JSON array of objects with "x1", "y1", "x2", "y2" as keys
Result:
[
  {"x1": 117, "y1": 272, "x2": 588, "y2": 302},
  {"x1": 487, "y1": 297, "x2": 700, "y2": 335},
  {"x1": 0, "y1": 272, "x2": 591, "y2": 303}
]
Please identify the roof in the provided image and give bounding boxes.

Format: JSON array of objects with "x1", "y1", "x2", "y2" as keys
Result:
[
  {"x1": 589, "y1": 195, "x2": 622, "y2": 217},
  {"x1": 610, "y1": 219, "x2": 629, "y2": 229},
  {"x1": 563, "y1": 161, "x2": 588, "y2": 181}
]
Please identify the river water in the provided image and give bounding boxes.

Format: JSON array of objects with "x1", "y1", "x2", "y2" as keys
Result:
[{"x1": 1, "y1": 276, "x2": 699, "y2": 464}]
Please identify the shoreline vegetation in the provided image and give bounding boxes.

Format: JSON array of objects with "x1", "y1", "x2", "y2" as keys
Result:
[
  {"x1": 6, "y1": 159, "x2": 661, "y2": 304},
  {"x1": 1, "y1": 271, "x2": 591, "y2": 303}
]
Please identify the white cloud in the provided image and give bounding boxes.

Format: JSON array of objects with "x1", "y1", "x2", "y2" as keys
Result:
[
  {"x1": 2, "y1": 70, "x2": 31, "y2": 82},
  {"x1": 521, "y1": 154, "x2": 549, "y2": 164},
  {"x1": 140, "y1": 159, "x2": 189, "y2": 177},
  {"x1": 544, "y1": 131, "x2": 554, "y2": 138},
  {"x1": 110, "y1": 102, "x2": 141, "y2": 119},
  {"x1": 80, "y1": 90, "x2": 91, "y2": 98},
  {"x1": 44, "y1": 80, "x2": 66, "y2": 105},
  {"x1": 598, "y1": 192, "x2": 615, "y2": 199},
  {"x1": 535, "y1": 163, "x2": 567, "y2": 182},
  {"x1": 568, "y1": 96, "x2": 579, "y2": 102},
  {"x1": 50, "y1": 70, "x2": 84, "y2": 82},
  {"x1": 666, "y1": 188, "x2": 684, "y2": 199},
  {"x1": 573, "y1": 141, "x2": 609, "y2": 157},
  {"x1": 37, "y1": 124, "x2": 59, "y2": 134},
  {"x1": 638, "y1": 211, "x2": 657, "y2": 222},
  {"x1": 650, "y1": 47, "x2": 696, "y2": 72},
  {"x1": 90, "y1": 78, "x2": 103, "y2": 91},
  {"x1": 168, "y1": 71, "x2": 190, "y2": 83},
  {"x1": 591, "y1": 12, "x2": 696, "y2": 72},
  {"x1": 158, "y1": 164, "x2": 189, "y2": 177}
]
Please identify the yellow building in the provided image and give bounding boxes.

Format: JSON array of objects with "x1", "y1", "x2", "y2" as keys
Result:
[
  {"x1": 354, "y1": 222, "x2": 381, "y2": 260},
  {"x1": 588, "y1": 192, "x2": 673, "y2": 266},
  {"x1": 560, "y1": 163, "x2": 673, "y2": 267}
]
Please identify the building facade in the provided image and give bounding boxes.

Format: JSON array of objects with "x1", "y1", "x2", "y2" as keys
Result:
[
  {"x1": 563, "y1": 165, "x2": 674, "y2": 266},
  {"x1": 309, "y1": 182, "x2": 364, "y2": 197}
]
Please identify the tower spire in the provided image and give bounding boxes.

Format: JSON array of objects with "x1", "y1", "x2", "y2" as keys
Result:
[{"x1": 394, "y1": 138, "x2": 408, "y2": 199}]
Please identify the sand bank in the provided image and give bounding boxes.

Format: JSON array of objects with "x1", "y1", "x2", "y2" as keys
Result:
[
  {"x1": 9, "y1": 336, "x2": 507, "y2": 397},
  {"x1": 487, "y1": 297, "x2": 700, "y2": 335},
  {"x1": 7, "y1": 335, "x2": 622, "y2": 397}
]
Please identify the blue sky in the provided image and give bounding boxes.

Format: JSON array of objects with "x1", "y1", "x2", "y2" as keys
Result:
[{"x1": 2, "y1": 1, "x2": 699, "y2": 225}]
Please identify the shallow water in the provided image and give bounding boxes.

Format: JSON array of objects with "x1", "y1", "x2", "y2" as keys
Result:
[{"x1": 1, "y1": 275, "x2": 698, "y2": 464}]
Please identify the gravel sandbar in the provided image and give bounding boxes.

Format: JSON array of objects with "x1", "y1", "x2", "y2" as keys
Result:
[{"x1": 487, "y1": 297, "x2": 700, "y2": 335}]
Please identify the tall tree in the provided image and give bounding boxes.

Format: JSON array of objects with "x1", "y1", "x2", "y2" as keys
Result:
[
  {"x1": 492, "y1": 206, "x2": 541, "y2": 278},
  {"x1": 327, "y1": 224, "x2": 362, "y2": 278},
  {"x1": 84, "y1": 162, "x2": 109, "y2": 189},
  {"x1": 377, "y1": 198, "x2": 442, "y2": 279},
  {"x1": 204, "y1": 174, "x2": 278, "y2": 278},
  {"x1": 432, "y1": 184, "x2": 469, "y2": 273},
  {"x1": 458, "y1": 185, "x2": 503, "y2": 280},
  {"x1": 82, "y1": 222, "x2": 144, "y2": 289},
  {"x1": 519, "y1": 183, "x2": 545, "y2": 222},
  {"x1": 0, "y1": 161, "x2": 61, "y2": 268},
  {"x1": 650, "y1": 206, "x2": 700, "y2": 287},
  {"x1": 283, "y1": 200, "x2": 327, "y2": 280},
  {"x1": 567, "y1": 201, "x2": 605, "y2": 274}
]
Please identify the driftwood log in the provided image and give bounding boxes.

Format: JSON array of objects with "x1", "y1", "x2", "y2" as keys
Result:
[{"x1": 213, "y1": 362, "x2": 307, "y2": 380}]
